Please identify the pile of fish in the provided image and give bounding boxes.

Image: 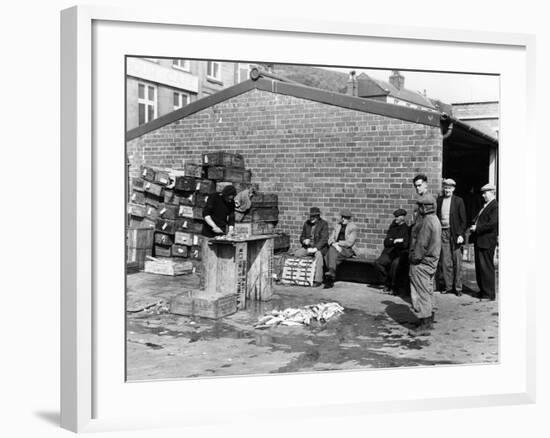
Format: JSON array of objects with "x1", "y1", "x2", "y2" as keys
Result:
[{"x1": 254, "y1": 302, "x2": 344, "y2": 329}]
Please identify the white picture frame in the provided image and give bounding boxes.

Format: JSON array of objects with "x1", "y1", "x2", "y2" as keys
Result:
[{"x1": 60, "y1": 5, "x2": 536, "y2": 433}]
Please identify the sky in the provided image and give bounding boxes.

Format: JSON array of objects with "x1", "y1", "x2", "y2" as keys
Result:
[{"x1": 322, "y1": 67, "x2": 500, "y2": 104}]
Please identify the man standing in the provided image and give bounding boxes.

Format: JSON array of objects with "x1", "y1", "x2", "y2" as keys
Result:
[
  {"x1": 469, "y1": 184, "x2": 498, "y2": 301},
  {"x1": 201, "y1": 185, "x2": 236, "y2": 237},
  {"x1": 295, "y1": 207, "x2": 329, "y2": 287},
  {"x1": 374, "y1": 208, "x2": 410, "y2": 294},
  {"x1": 436, "y1": 178, "x2": 467, "y2": 296},
  {"x1": 408, "y1": 194, "x2": 441, "y2": 336},
  {"x1": 324, "y1": 210, "x2": 357, "y2": 289}
]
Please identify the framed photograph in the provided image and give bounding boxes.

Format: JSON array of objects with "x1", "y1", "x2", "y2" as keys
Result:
[{"x1": 61, "y1": 5, "x2": 536, "y2": 433}]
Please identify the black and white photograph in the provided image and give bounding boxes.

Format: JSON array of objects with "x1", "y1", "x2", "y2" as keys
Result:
[{"x1": 125, "y1": 58, "x2": 499, "y2": 381}]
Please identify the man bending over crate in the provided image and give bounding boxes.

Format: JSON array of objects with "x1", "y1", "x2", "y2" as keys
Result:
[
  {"x1": 294, "y1": 207, "x2": 329, "y2": 287},
  {"x1": 324, "y1": 210, "x2": 358, "y2": 289}
]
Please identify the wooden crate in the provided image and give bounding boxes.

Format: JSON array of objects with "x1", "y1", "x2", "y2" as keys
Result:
[
  {"x1": 189, "y1": 245, "x2": 202, "y2": 260},
  {"x1": 171, "y1": 244, "x2": 189, "y2": 258},
  {"x1": 140, "y1": 165, "x2": 156, "y2": 182},
  {"x1": 158, "y1": 204, "x2": 178, "y2": 220},
  {"x1": 144, "y1": 192, "x2": 163, "y2": 208},
  {"x1": 251, "y1": 193, "x2": 278, "y2": 208},
  {"x1": 175, "y1": 218, "x2": 203, "y2": 233},
  {"x1": 154, "y1": 232, "x2": 174, "y2": 246},
  {"x1": 130, "y1": 191, "x2": 145, "y2": 205},
  {"x1": 273, "y1": 233, "x2": 291, "y2": 252},
  {"x1": 127, "y1": 228, "x2": 154, "y2": 248},
  {"x1": 127, "y1": 248, "x2": 153, "y2": 270},
  {"x1": 129, "y1": 217, "x2": 145, "y2": 229},
  {"x1": 141, "y1": 218, "x2": 157, "y2": 230},
  {"x1": 132, "y1": 177, "x2": 145, "y2": 192},
  {"x1": 164, "y1": 190, "x2": 179, "y2": 205},
  {"x1": 175, "y1": 232, "x2": 203, "y2": 247},
  {"x1": 173, "y1": 176, "x2": 197, "y2": 192},
  {"x1": 196, "y1": 179, "x2": 216, "y2": 194},
  {"x1": 143, "y1": 181, "x2": 164, "y2": 197},
  {"x1": 206, "y1": 166, "x2": 225, "y2": 181},
  {"x1": 144, "y1": 257, "x2": 194, "y2": 276},
  {"x1": 128, "y1": 203, "x2": 146, "y2": 218},
  {"x1": 280, "y1": 256, "x2": 317, "y2": 287},
  {"x1": 170, "y1": 291, "x2": 238, "y2": 319},
  {"x1": 178, "y1": 192, "x2": 196, "y2": 206},
  {"x1": 177, "y1": 205, "x2": 203, "y2": 219},
  {"x1": 144, "y1": 205, "x2": 159, "y2": 221},
  {"x1": 155, "y1": 218, "x2": 176, "y2": 234},
  {"x1": 195, "y1": 193, "x2": 209, "y2": 208},
  {"x1": 233, "y1": 222, "x2": 275, "y2": 236},
  {"x1": 202, "y1": 151, "x2": 244, "y2": 169},
  {"x1": 154, "y1": 170, "x2": 170, "y2": 186},
  {"x1": 242, "y1": 207, "x2": 279, "y2": 223},
  {"x1": 154, "y1": 245, "x2": 172, "y2": 258}
]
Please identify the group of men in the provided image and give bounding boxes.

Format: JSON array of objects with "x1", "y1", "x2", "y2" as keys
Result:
[{"x1": 200, "y1": 175, "x2": 499, "y2": 336}]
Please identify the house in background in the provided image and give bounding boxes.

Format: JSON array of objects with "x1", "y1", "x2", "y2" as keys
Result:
[{"x1": 126, "y1": 58, "x2": 257, "y2": 131}]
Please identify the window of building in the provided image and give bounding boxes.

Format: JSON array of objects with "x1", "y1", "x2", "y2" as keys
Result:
[
  {"x1": 138, "y1": 83, "x2": 157, "y2": 125},
  {"x1": 207, "y1": 61, "x2": 221, "y2": 81},
  {"x1": 238, "y1": 63, "x2": 254, "y2": 82},
  {"x1": 173, "y1": 59, "x2": 190, "y2": 71},
  {"x1": 173, "y1": 91, "x2": 190, "y2": 110}
]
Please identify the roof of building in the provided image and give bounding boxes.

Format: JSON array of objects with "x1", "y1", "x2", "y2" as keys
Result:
[
  {"x1": 126, "y1": 71, "x2": 497, "y2": 151},
  {"x1": 355, "y1": 73, "x2": 436, "y2": 109}
]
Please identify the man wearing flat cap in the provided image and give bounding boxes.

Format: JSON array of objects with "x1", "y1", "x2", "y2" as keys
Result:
[
  {"x1": 324, "y1": 210, "x2": 358, "y2": 289},
  {"x1": 408, "y1": 194, "x2": 441, "y2": 336},
  {"x1": 436, "y1": 178, "x2": 467, "y2": 296},
  {"x1": 469, "y1": 184, "x2": 498, "y2": 301},
  {"x1": 295, "y1": 207, "x2": 329, "y2": 287},
  {"x1": 374, "y1": 208, "x2": 410, "y2": 294}
]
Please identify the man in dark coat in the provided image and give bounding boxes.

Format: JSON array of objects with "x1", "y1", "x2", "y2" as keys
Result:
[
  {"x1": 374, "y1": 208, "x2": 410, "y2": 294},
  {"x1": 408, "y1": 194, "x2": 441, "y2": 336},
  {"x1": 469, "y1": 183, "x2": 498, "y2": 301},
  {"x1": 436, "y1": 178, "x2": 467, "y2": 296},
  {"x1": 201, "y1": 185, "x2": 236, "y2": 238},
  {"x1": 294, "y1": 207, "x2": 329, "y2": 287}
]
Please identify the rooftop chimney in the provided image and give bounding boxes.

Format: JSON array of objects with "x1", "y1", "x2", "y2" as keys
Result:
[
  {"x1": 347, "y1": 70, "x2": 357, "y2": 96},
  {"x1": 389, "y1": 70, "x2": 405, "y2": 90}
]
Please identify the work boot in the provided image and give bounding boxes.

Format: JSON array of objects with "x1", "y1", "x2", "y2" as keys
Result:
[
  {"x1": 323, "y1": 275, "x2": 334, "y2": 289},
  {"x1": 425, "y1": 313, "x2": 435, "y2": 329},
  {"x1": 408, "y1": 318, "x2": 431, "y2": 336}
]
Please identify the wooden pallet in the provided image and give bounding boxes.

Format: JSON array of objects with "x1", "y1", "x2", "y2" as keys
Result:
[{"x1": 280, "y1": 256, "x2": 316, "y2": 287}]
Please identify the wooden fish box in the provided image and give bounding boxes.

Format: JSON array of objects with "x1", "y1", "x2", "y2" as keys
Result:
[
  {"x1": 171, "y1": 244, "x2": 189, "y2": 258},
  {"x1": 164, "y1": 190, "x2": 180, "y2": 205},
  {"x1": 251, "y1": 193, "x2": 278, "y2": 208},
  {"x1": 170, "y1": 291, "x2": 238, "y2": 319},
  {"x1": 183, "y1": 162, "x2": 204, "y2": 178},
  {"x1": 273, "y1": 233, "x2": 291, "y2": 252},
  {"x1": 129, "y1": 217, "x2": 145, "y2": 229},
  {"x1": 242, "y1": 207, "x2": 279, "y2": 223},
  {"x1": 140, "y1": 165, "x2": 156, "y2": 182},
  {"x1": 132, "y1": 177, "x2": 145, "y2": 192},
  {"x1": 189, "y1": 245, "x2": 202, "y2": 260},
  {"x1": 206, "y1": 166, "x2": 224, "y2": 181},
  {"x1": 144, "y1": 258, "x2": 194, "y2": 276},
  {"x1": 144, "y1": 205, "x2": 159, "y2": 220},
  {"x1": 127, "y1": 228, "x2": 154, "y2": 248},
  {"x1": 143, "y1": 181, "x2": 164, "y2": 197},
  {"x1": 130, "y1": 191, "x2": 145, "y2": 205},
  {"x1": 174, "y1": 232, "x2": 203, "y2": 247},
  {"x1": 158, "y1": 204, "x2": 178, "y2": 220},
  {"x1": 224, "y1": 167, "x2": 251, "y2": 183},
  {"x1": 175, "y1": 218, "x2": 203, "y2": 233},
  {"x1": 233, "y1": 222, "x2": 275, "y2": 236},
  {"x1": 280, "y1": 256, "x2": 317, "y2": 287},
  {"x1": 177, "y1": 205, "x2": 203, "y2": 219},
  {"x1": 196, "y1": 179, "x2": 216, "y2": 194},
  {"x1": 141, "y1": 218, "x2": 157, "y2": 230},
  {"x1": 154, "y1": 170, "x2": 171, "y2": 186},
  {"x1": 144, "y1": 193, "x2": 163, "y2": 208},
  {"x1": 127, "y1": 247, "x2": 153, "y2": 269},
  {"x1": 128, "y1": 203, "x2": 146, "y2": 218},
  {"x1": 174, "y1": 176, "x2": 197, "y2": 192},
  {"x1": 202, "y1": 151, "x2": 245, "y2": 169},
  {"x1": 155, "y1": 218, "x2": 176, "y2": 234},
  {"x1": 154, "y1": 232, "x2": 174, "y2": 246},
  {"x1": 195, "y1": 193, "x2": 209, "y2": 208},
  {"x1": 154, "y1": 245, "x2": 172, "y2": 258},
  {"x1": 178, "y1": 192, "x2": 196, "y2": 206}
]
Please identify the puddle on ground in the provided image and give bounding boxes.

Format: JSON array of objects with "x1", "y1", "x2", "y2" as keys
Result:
[{"x1": 128, "y1": 295, "x2": 455, "y2": 371}]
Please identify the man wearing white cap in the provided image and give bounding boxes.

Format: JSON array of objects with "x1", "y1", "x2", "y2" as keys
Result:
[
  {"x1": 436, "y1": 178, "x2": 467, "y2": 296},
  {"x1": 469, "y1": 184, "x2": 498, "y2": 301}
]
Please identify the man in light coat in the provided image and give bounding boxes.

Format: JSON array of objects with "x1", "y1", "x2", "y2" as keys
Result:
[{"x1": 323, "y1": 210, "x2": 358, "y2": 289}]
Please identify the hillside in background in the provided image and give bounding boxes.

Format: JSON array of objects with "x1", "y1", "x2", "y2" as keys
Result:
[{"x1": 269, "y1": 64, "x2": 350, "y2": 94}]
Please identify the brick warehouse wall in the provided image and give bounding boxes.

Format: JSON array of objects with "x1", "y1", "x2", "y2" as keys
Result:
[{"x1": 127, "y1": 89, "x2": 443, "y2": 257}]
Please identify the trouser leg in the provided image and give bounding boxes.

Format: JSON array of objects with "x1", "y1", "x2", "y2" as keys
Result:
[
  {"x1": 389, "y1": 256, "x2": 400, "y2": 290},
  {"x1": 453, "y1": 246, "x2": 463, "y2": 292},
  {"x1": 325, "y1": 246, "x2": 338, "y2": 277},
  {"x1": 474, "y1": 245, "x2": 484, "y2": 295},
  {"x1": 409, "y1": 263, "x2": 435, "y2": 318},
  {"x1": 374, "y1": 252, "x2": 391, "y2": 285},
  {"x1": 478, "y1": 246, "x2": 496, "y2": 299},
  {"x1": 440, "y1": 229, "x2": 454, "y2": 292},
  {"x1": 313, "y1": 251, "x2": 324, "y2": 283}
]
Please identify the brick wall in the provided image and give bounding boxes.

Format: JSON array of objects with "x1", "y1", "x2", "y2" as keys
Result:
[{"x1": 127, "y1": 89, "x2": 443, "y2": 257}]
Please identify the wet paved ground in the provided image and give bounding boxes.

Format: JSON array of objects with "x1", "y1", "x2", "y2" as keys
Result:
[{"x1": 126, "y1": 262, "x2": 498, "y2": 381}]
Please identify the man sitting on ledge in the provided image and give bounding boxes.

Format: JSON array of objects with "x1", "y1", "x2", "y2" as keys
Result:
[{"x1": 324, "y1": 210, "x2": 358, "y2": 289}]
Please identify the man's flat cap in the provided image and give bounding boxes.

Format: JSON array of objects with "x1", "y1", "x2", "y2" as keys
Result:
[
  {"x1": 480, "y1": 183, "x2": 496, "y2": 192},
  {"x1": 393, "y1": 208, "x2": 407, "y2": 217},
  {"x1": 442, "y1": 178, "x2": 456, "y2": 187},
  {"x1": 309, "y1": 207, "x2": 321, "y2": 216},
  {"x1": 340, "y1": 209, "x2": 352, "y2": 218}
]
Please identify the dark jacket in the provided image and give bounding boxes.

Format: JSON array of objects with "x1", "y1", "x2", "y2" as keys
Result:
[
  {"x1": 201, "y1": 193, "x2": 235, "y2": 237},
  {"x1": 436, "y1": 194, "x2": 467, "y2": 249},
  {"x1": 299, "y1": 218, "x2": 329, "y2": 255},
  {"x1": 382, "y1": 221, "x2": 410, "y2": 258},
  {"x1": 470, "y1": 199, "x2": 498, "y2": 249},
  {"x1": 409, "y1": 213, "x2": 441, "y2": 268}
]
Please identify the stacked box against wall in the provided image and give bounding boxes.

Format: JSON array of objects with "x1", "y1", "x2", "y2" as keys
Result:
[{"x1": 127, "y1": 228, "x2": 154, "y2": 269}]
